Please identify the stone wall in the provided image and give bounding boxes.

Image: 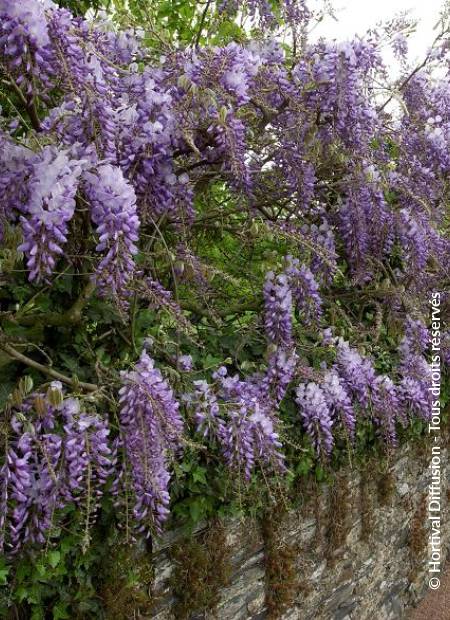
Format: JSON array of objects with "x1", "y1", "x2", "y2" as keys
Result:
[{"x1": 149, "y1": 441, "x2": 450, "y2": 620}]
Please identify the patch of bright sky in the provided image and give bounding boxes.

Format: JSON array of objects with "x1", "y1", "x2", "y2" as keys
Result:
[{"x1": 311, "y1": 0, "x2": 445, "y2": 63}]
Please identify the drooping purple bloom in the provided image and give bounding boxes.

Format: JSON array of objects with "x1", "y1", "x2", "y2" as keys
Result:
[
  {"x1": 62, "y1": 398, "x2": 112, "y2": 502},
  {"x1": 304, "y1": 219, "x2": 338, "y2": 284},
  {"x1": 177, "y1": 354, "x2": 193, "y2": 371},
  {"x1": 371, "y1": 375, "x2": 401, "y2": 447},
  {"x1": 0, "y1": 0, "x2": 55, "y2": 94},
  {"x1": 295, "y1": 383, "x2": 334, "y2": 456},
  {"x1": 263, "y1": 346, "x2": 298, "y2": 404},
  {"x1": 322, "y1": 370, "x2": 356, "y2": 440},
  {"x1": 192, "y1": 379, "x2": 226, "y2": 442},
  {"x1": 263, "y1": 271, "x2": 293, "y2": 346},
  {"x1": 212, "y1": 112, "x2": 251, "y2": 192},
  {"x1": 397, "y1": 316, "x2": 431, "y2": 421},
  {"x1": 84, "y1": 163, "x2": 140, "y2": 302},
  {"x1": 192, "y1": 367, "x2": 285, "y2": 479},
  {"x1": 0, "y1": 388, "x2": 113, "y2": 555},
  {"x1": 118, "y1": 350, "x2": 184, "y2": 533},
  {"x1": 399, "y1": 376, "x2": 430, "y2": 421},
  {"x1": 285, "y1": 256, "x2": 322, "y2": 325},
  {"x1": 18, "y1": 146, "x2": 86, "y2": 281},
  {"x1": 335, "y1": 339, "x2": 377, "y2": 409},
  {"x1": 295, "y1": 382, "x2": 334, "y2": 457}
]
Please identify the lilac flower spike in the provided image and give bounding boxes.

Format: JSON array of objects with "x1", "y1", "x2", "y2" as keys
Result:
[
  {"x1": 192, "y1": 366, "x2": 285, "y2": 479},
  {"x1": 84, "y1": 164, "x2": 140, "y2": 302},
  {"x1": 118, "y1": 350, "x2": 184, "y2": 533},
  {"x1": 0, "y1": 389, "x2": 112, "y2": 556},
  {"x1": 18, "y1": 147, "x2": 86, "y2": 282},
  {"x1": 263, "y1": 271, "x2": 293, "y2": 346},
  {"x1": 322, "y1": 371, "x2": 356, "y2": 440},
  {"x1": 335, "y1": 339, "x2": 376, "y2": 408},
  {"x1": 295, "y1": 382, "x2": 334, "y2": 457},
  {"x1": 285, "y1": 256, "x2": 322, "y2": 324}
]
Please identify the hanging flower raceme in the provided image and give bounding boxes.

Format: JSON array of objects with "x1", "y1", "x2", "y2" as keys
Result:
[
  {"x1": 370, "y1": 376, "x2": 402, "y2": 446},
  {"x1": 285, "y1": 256, "x2": 322, "y2": 325},
  {"x1": 262, "y1": 346, "x2": 298, "y2": 404},
  {"x1": 212, "y1": 111, "x2": 252, "y2": 192},
  {"x1": 17, "y1": 146, "x2": 86, "y2": 282},
  {"x1": 397, "y1": 208, "x2": 429, "y2": 273},
  {"x1": 184, "y1": 42, "x2": 261, "y2": 106},
  {"x1": 0, "y1": 384, "x2": 112, "y2": 556},
  {"x1": 0, "y1": 136, "x2": 33, "y2": 240},
  {"x1": 263, "y1": 271, "x2": 293, "y2": 347},
  {"x1": 62, "y1": 398, "x2": 113, "y2": 500},
  {"x1": 397, "y1": 317, "x2": 431, "y2": 421},
  {"x1": 304, "y1": 219, "x2": 337, "y2": 285},
  {"x1": 0, "y1": 0, "x2": 55, "y2": 95},
  {"x1": 192, "y1": 379, "x2": 226, "y2": 442},
  {"x1": 218, "y1": 0, "x2": 311, "y2": 30},
  {"x1": 295, "y1": 382, "x2": 334, "y2": 457},
  {"x1": 84, "y1": 163, "x2": 140, "y2": 303},
  {"x1": 335, "y1": 339, "x2": 377, "y2": 409},
  {"x1": 192, "y1": 366, "x2": 285, "y2": 479},
  {"x1": 321, "y1": 370, "x2": 356, "y2": 440},
  {"x1": 118, "y1": 350, "x2": 184, "y2": 534},
  {"x1": 338, "y1": 184, "x2": 372, "y2": 282}
]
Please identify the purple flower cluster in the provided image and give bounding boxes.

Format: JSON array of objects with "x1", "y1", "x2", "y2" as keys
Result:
[
  {"x1": 263, "y1": 271, "x2": 293, "y2": 347},
  {"x1": 84, "y1": 164, "x2": 140, "y2": 302},
  {"x1": 0, "y1": 384, "x2": 112, "y2": 555},
  {"x1": 17, "y1": 147, "x2": 86, "y2": 282},
  {"x1": 219, "y1": 0, "x2": 311, "y2": 29},
  {"x1": 118, "y1": 350, "x2": 184, "y2": 533},
  {"x1": 62, "y1": 398, "x2": 113, "y2": 503},
  {"x1": 295, "y1": 383, "x2": 334, "y2": 457},
  {"x1": 285, "y1": 256, "x2": 322, "y2": 325},
  {"x1": 335, "y1": 339, "x2": 377, "y2": 408},
  {"x1": 302, "y1": 219, "x2": 337, "y2": 284},
  {"x1": 0, "y1": 0, "x2": 55, "y2": 95},
  {"x1": 322, "y1": 371, "x2": 356, "y2": 440},
  {"x1": 0, "y1": 136, "x2": 33, "y2": 240},
  {"x1": 397, "y1": 208, "x2": 428, "y2": 272},
  {"x1": 192, "y1": 366, "x2": 285, "y2": 479},
  {"x1": 212, "y1": 112, "x2": 251, "y2": 192},
  {"x1": 338, "y1": 167, "x2": 394, "y2": 283},
  {"x1": 263, "y1": 257, "x2": 322, "y2": 346},
  {"x1": 263, "y1": 347, "x2": 298, "y2": 404},
  {"x1": 371, "y1": 376, "x2": 402, "y2": 446},
  {"x1": 397, "y1": 317, "x2": 431, "y2": 421},
  {"x1": 192, "y1": 379, "x2": 226, "y2": 442}
]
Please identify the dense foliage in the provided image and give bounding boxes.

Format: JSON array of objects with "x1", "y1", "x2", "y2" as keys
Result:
[{"x1": 0, "y1": 0, "x2": 449, "y2": 616}]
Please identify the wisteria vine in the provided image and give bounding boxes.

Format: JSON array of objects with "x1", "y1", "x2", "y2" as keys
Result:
[{"x1": 0, "y1": 0, "x2": 449, "y2": 553}]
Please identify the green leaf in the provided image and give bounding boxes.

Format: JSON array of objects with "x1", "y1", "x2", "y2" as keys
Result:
[
  {"x1": 315, "y1": 465, "x2": 325, "y2": 482},
  {"x1": 192, "y1": 466, "x2": 207, "y2": 485},
  {"x1": 53, "y1": 602, "x2": 70, "y2": 619},
  {"x1": 0, "y1": 567, "x2": 9, "y2": 586},
  {"x1": 36, "y1": 562, "x2": 46, "y2": 577},
  {"x1": 16, "y1": 585, "x2": 31, "y2": 603},
  {"x1": 48, "y1": 550, "x2": 61, "y2": 569},
  {"x1": 296, "y1": 457, "x2": 312, "y2": 477}
]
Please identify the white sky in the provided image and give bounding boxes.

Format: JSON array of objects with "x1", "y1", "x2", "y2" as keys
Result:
[{"x1": 312, "y1": 0, "x2": 446, "y2": 61}]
